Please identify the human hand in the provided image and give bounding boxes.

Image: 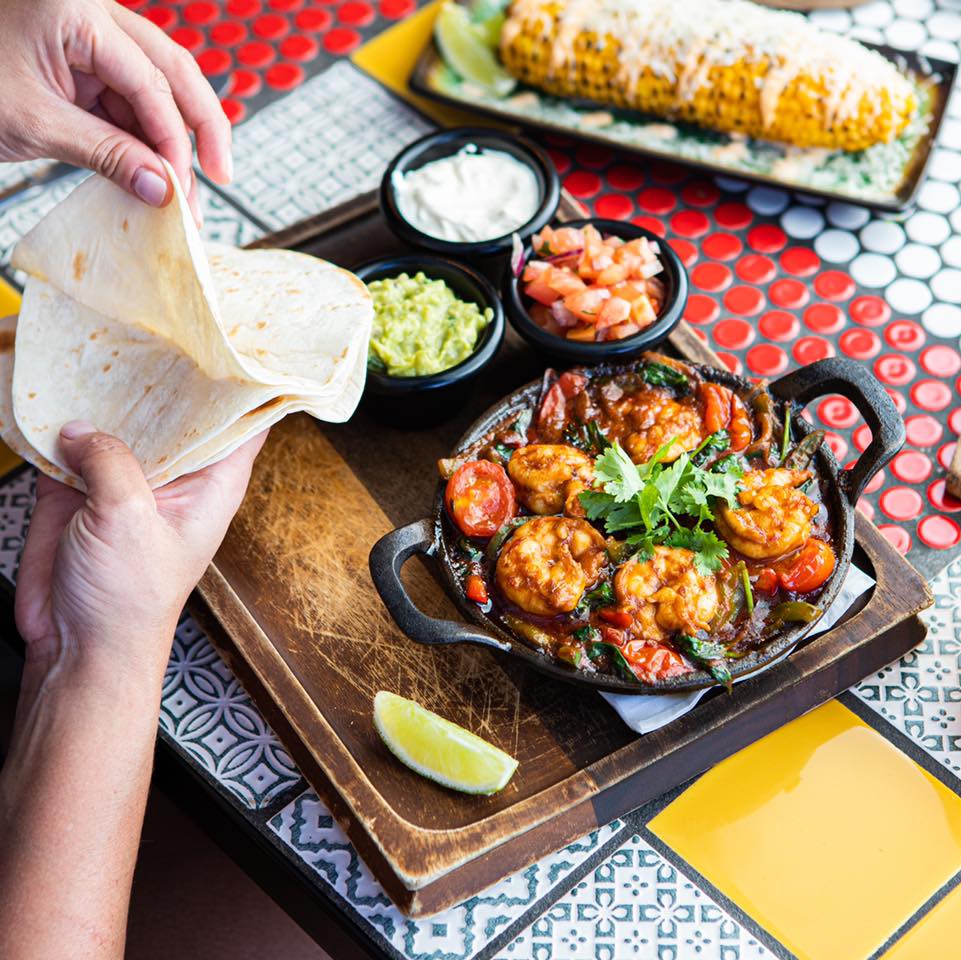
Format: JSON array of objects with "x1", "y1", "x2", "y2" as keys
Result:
[
  {"x1": 0, "y1": 0, "x2": 231, "y2": 222},
  {"x1": 15, "y1": 423, "x2": 266, "y2": 685}
]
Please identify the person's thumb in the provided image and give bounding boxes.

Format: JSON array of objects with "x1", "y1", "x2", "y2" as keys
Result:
[
  {"x1": 44, "y1": 103, "x2": 171, "y2": 207},
  {"x1": 59, "y1": 421, "x2": 154, "y2": 512}
]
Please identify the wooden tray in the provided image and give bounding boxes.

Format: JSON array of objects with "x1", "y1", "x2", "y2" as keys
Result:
[{"x1": 192, "y1": 191, "x2": 933, "y2": 916}]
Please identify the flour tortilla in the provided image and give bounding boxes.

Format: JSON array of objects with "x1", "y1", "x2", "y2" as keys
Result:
[{"x1": 3, "y1": 161, "x2": 372, "y2": 488}]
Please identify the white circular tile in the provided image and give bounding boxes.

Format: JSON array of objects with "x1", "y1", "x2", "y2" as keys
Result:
[
  {"x1": 746, "y1": 186, "x2": 789, "y2": 215},
  {"x1": 941, "y1": 119, "x2": 961, "y2": 151},
  {"x1": 895, "y1": 242, "x2": 942, "y2": 278},
  {"x1": 850, "y1": 25, "x2": 885, "y2": 44},
  {"x1": 950, "y1": 206, "x2": 961, "y2": 235},
  {"x1": 860, "y1": 220, "x2": 906, "y2": 254},
  {"x1": 851, "y1": 253, "x2": 897, "y2": 288},
  {"x1": 928, "y1": 10, "x2": 961, "y2": 41},
  {"x1": 886, "y1": 277, "x2": 934, "y2": 314},
  {"x1": 928, "y1": 148, "x2": 961, "y2": 182},
  {"x1": 941, "y1": 236, "x2": 961, "y2": 268},
  {"x1": 714, "y1": 175, "x2": 749, "y2": 193},
  {"x1": 921, "y1": 38, "x2": 961, "y2": 62},
  {"x1": 931, "y1": 268, "x2": 961, "y2": 303},
  {"x1": 853, "y1": 2, "x2": 895, "y2": 27},
  {"x1": 922, "y1": 302, "x2": 961, "y2": 338},
  {"x1": 892, "y1": 0, "x2": 933, "y2": 17},
  {"x1": 781, "y1": 205, "x2": 825, "y2": 239},
  {"x1": 884, "y1": 18, "x2": 928, "y2": 48},
  {"x1": 919, "y1": 180, "x2": 961, "y2": 215},
  {"x1": 795, "y1": 194, "x2": 826, "y2": 207},
  {"x1": 815, "y1": 229, "x2": 859, "y2": 263},
  {"x1": 808, "y1": 9, "x2": 851, "y2": 31},
  {"x1": 827, "y1": 202, "x2": 871, "y2": 230},
  {"x1": 906, "y1": 211, "x2": 951, "y2": 244}
]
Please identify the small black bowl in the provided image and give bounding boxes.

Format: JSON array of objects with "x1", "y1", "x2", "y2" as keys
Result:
[
  {"x1": 504, "y1": 218, "x2": 689, "y2": 364},
  {"x1": 380, "y1": 127, "x2": 560, "y2": 259},
  {"x1": 357, "y1": 255, "x2": 505, "y2": 426}
]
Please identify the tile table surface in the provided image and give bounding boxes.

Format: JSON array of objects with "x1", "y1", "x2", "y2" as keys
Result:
[{"x1": 1, "y1": 1, "x2": 961, "y2": 958}]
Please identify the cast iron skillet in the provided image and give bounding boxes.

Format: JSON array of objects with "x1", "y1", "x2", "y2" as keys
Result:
[{"x1": 369, "y1": 357, "x2": 905, "y2": 694}]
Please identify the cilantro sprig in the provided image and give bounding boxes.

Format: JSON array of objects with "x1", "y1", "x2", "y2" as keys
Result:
[{"x1": 579, "y1": 436, "x2": 743, "y2": 575}]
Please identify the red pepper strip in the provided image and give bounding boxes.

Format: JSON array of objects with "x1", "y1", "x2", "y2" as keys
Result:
[
  {"x1": 598, "y1": 607, "x2": 633, "y2": 629},
  {"x1": 754, "y1": 568, "x2": 779, "y2": 595},
  {"x1": 465, "y1": 574, "x2": 489, "y2": 605}
]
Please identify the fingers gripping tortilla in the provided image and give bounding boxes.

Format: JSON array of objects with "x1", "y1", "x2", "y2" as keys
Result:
[{"x1": 2, "y1": 161, "x2": 372, "y2": 489}]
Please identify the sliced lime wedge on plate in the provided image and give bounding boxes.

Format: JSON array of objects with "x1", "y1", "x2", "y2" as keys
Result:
[
  {"x1": 373, "y1": 690, "x2": 518, "y2": 795},
  {"x1": 435, "y1": 1, "x2": 516, "y2": 97}
]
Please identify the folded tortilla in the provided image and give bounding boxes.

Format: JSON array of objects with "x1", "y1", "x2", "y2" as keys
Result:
[{"x1": 1, "y1": 161, "x2": 372, "y2": 489}]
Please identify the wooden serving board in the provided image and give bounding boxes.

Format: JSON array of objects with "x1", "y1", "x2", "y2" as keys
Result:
[{"x1": 192, "y1": 191, "x2": 932, "y2": 916}]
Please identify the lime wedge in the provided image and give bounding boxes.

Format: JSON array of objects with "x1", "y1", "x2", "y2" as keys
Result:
[
  {"x1": 435, "y1": 1, "x2": 516, "y2": 97},
  {"x1": 373, "y1": 691, "x2": 518, "y2": 795}
]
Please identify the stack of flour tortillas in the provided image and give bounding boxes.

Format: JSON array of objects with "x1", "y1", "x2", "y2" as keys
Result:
[{"x1": 0, "y1": 160, "x2": 372, "y2": 489}]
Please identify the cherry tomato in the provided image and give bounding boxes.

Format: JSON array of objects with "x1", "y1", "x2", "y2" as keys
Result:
[
  {"x1": 598, "y1": 607, "x2": 633, "y2": 629},
  {"x1": 777, "y1": 538, "x2": 836, "y2": 594},
  {"x1": 754, "y1": 568, "x2": 779, "y2": 595},
  {"x1": 465, "y1": 574, "x2": 489, "y2": 605},
  {"x1": 622, "y1": 641, "x2": 692, "y2": 682},
  {"x1": 445, "y1": 460, "x2": 516, "y2": 538},
  {"x1": 537, "y1": 372, "x2": 588, "y2": 433}
]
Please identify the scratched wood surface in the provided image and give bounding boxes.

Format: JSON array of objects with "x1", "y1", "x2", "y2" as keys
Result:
[{"x1": 194, "y1": 192, "x2": 932, "y2": 915}]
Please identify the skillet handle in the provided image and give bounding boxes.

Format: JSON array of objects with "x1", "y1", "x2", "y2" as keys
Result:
[
  {"x1": 369, "y1": 518, "x2": 510, "y2": 651},
  {"x1": 768, "y1": 357, "x2": 905, "y2": 506}
]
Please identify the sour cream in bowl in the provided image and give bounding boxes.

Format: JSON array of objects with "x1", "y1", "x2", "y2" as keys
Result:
[{"x1": 381, "y1": 127, "x2": 560, "y2": 258}]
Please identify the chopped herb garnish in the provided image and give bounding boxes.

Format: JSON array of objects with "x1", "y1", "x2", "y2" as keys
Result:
[
  {"x1": 642, "y1": 362, "x2": 689, "y2": 391},
  {"x1": 573, "y1": 625, "x2": 600, "y2": 643},
  {"x1": 676, "y1": 634, "x2": 732, "y2": 690},
  {"x1": 691, "y1": 430, "x2": 730, "y2": 468},
  {"x1": 457, "y1": 537, "x2": 483, "y2": 562},
  {"x1": 780, "y1": 404, "x2": 792, "y2": 464},
  {"x1": 563, "y1": 419, "x2": 611, "y2": 455},
  {"x1": 586, "y1": 641, "x2": 639, "y2": 683},
  {"x1": 492, "y1": 442, "x2": 514, "y2": 464},
  {"x1": 574, "y1": 581, "x2": 616, "y2": 617}
]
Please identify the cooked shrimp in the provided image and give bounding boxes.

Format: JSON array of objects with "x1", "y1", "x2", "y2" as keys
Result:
[
  {"x1": 622, "y1": 393, "x2": 704, "y2": 464},
  {"x1": 715, "y1": 468, "x2": 818, "y2": 560},
  {"x1": 496, "y1": 517, "x2": 607, "y2": 616},
  {"x1": 508, "y1": 444, "x2": 594, "y2": 516},
  {"x1": 614, "y1": 547, "x2": 719, "y2": 642}
]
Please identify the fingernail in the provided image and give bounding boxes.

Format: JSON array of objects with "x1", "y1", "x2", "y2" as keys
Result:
[
  {"x1": 60, "y1": 420, "x2": 97, "y2": 440},
  {"x1": 132, "y1": 167, "x2": 168, "y2": 206}
]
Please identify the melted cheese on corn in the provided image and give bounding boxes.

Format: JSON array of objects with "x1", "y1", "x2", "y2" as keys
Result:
[{"x1": 501, "y1": 0, "x2": 914, "y2": 136}]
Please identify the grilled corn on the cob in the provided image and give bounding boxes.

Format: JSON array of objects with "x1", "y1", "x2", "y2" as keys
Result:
[{"x1": 499, "y1": 0, "x2": 916, "y2": 151}]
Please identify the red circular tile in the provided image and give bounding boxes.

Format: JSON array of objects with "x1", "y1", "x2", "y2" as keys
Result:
[
  {"x1": 211, "y1": 21, "x2": 248, "y2": 44},
  {"x1": 780, "y1": 247, "x2": 820, "y2": 277},
  {"x1": 794, "y1": 336, "x2": 834, "y2": 364},
  {"x1": 824, "y1": 431, "x2": 848, "y2": 460},
  {"x1": 681, "y1": 181, "x2": 720, "y2": 207},
  {"x1": 183, "y1": 1, "x2": 218, "y2": 23},
  {"x1": 769, "y1": 278, "x2": 809, "y2": 309},
  {"x1": 692, "y1": 262, "x2": 732, "y2": 292},
  {"x1": 197, "y1": 49, "x2": 232, "y2": 74},
  {"x1": 379, "y1": 0, "x2": 415, "y2": 16},
  {"x1": 638, "y1": 187, "x2": 674, "y2": 215},
  {"x1": 817, "y1": 396, "x2": 859, "y2": 430},
  {"x1": 574, "y1": 145, "x2": 612, "y2": 169},
  {"x1": 814, "y1": 270, "x2": 855, "y2": 302},
  {"x1": 747, "y1": 224, "x2": 787, "y2": 253},
  {"x1": 265, "y1": 62, "x2": 304, "y2": 89},
  {"x1": 746, "y1": 344, "x2": 788, "y2": 376},
  {"x1": 595, "y1": 194, "x2": 633, "y2": 220},
  {"x1": 144, "y1": 7, "x2": 177, "y2": 28},
  {"x1": 950, "y1": 409, "x2": 961, "y2": 434},
  {"x1": 911, "y1": 379, "x2": 953, "y2": 412},
  {"x1": 691, "y1": 327, "x2": 708, "y2": 342},
  {"x1": 564, "y1": 171, "x2": 602, "y2": 199},
  {"x1": 237, "y1": 40, "x2": 276, "y2": 66},
  {"x1": 631, "y1": 215, "x2": 666, "y2": 237},
  {"x1": 803, "y1": 303, "x2": 844, "y2": 335},
  {"x1": 227, "y1": 0, "x2": 261, "y2": 14},
  {"x1": 864, "y1": 468, "x2": 885, "y2": 494},
  {"x1": 296, "y1": 6, "x2": 333, "y2": 28},
  {"x1": 891, "y1": 450, "x2": 933, "y2": 484},
  {"x1": 702, "y1": 232, "x2": 742, "y2": 261},
  {"x1": 849, "y1": 295, "x2": 890, "y2": 327},
  {"x1": 280, "y1": 34, "x2": 319, "y2": 60},
  {"x1": 857, "y1": 498, "x2": 875, "y2": 521},
  {"x1": 716, "y1": 351, "x2": 743, "y2": 375},
  {"x1": 928, "y1": 479, "x2": 961, "y2": 512},
  {"x1": 714, "y1": 203, "x2": 752, "y2": 230},
  {"x1": 339, "y1": 0, "x2": 375, "y2": 23},
  {"x1": 547, "y1": 149, "x2": 571, "y2": 175},
  {"x1": 221, "y1": 97, "x2": 246, "y2": 124},
  {"x1": 878, "y1": 524, "x2": 912, "y2": 555},
  {"x1": 671, "y1": 210, "x2": 710, "y2": 238},
  {"x1": 940, "y1": 441, "x2": 957, "y2": 470},
  {"x1": 873, "y1": 354, "x2": 916, "y2": 387},
  {"x1": 668, "y1": 239, "x2": 697, "y2": 268},
  {"x1": 918, "y1": 515, "x2": 961, "y2": 550},
  {"x1": 759, "y1": 310, "x2": 799, "y2": 342},
  {"x1": 229, "y1": 67, "x2": 262, "y2": 97},
  {"x1": 171, "y1": 26, "x2": 204, "y2": 51},
  {"x1": 713, "y1": 318, "x2": 755, "y2": 350},
  {"x1": 885, "y1": 319, "x2": 925, "y2": 351},
  {"x1": 839, "y1": 328, "x2": 881, "y2": 360},
  {"x1": 736, "y1": 254, "x2": 776, "y2": 284},
  {"x1": 853, "y1": 424, "x2": 873, "y2": 452},
  {"x1": 920, "y1": 344, "x2": 961, "y2": 378},
  {"x1": 650, "y1": 162, "x2": 686, "y2": 184},
  {"x1": 607, "y1": 166, "x2": 645, "y2": 191},
  {"x1": 253, "y1": 12, "x2": 289, "y2": 37},
  {"x1": 880, "y1": 487, "x2": 923, "y2": 521},
  {"x1": 684, "y1": 294, "x2": 719, "y2": 325},
  {"x1": 724, "y1": 285, "x2": 764, "y2": 316},
  {"x1": 905, "y1": 414, "x2": 944, "y2": 447}
]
